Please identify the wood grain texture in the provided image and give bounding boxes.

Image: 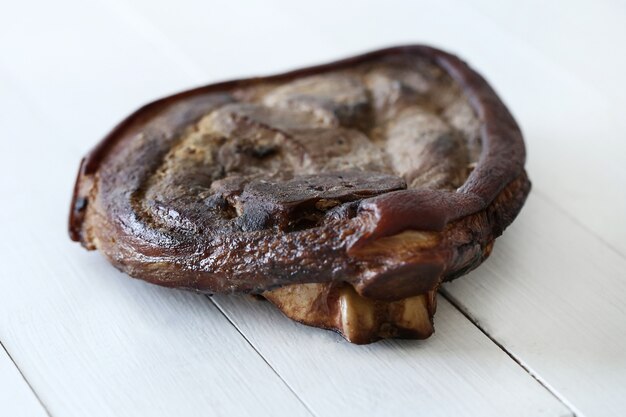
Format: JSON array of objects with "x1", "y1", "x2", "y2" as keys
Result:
[
  {"x1": 0, "y1": 345, "x2": 48, "y2": 417},
  {"x1": 444, "y1": 193, "x2": 626, "y2": 417},
  {"x1": 213, "y1": 295, "x2": 571, "y2": 417}
]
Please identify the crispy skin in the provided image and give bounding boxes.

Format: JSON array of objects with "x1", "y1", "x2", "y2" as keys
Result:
[{"x1": 69, "y1": 45, "x2": 530, "y2": 342}]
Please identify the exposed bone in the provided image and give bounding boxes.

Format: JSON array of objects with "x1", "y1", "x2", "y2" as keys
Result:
[{"x1": 264, "y1": 282, "x2": 436, "y2": 344}]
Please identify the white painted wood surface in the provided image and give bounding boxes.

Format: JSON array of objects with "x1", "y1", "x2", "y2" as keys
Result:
[
  {"x1": 0, "y1": 345, "x2": 48, "y2": 417},
  {"x1": 443, "y1": 192, "x2": 626, "y2": 417},
  {"x1": 214, "y1": 295, "x2": 571, "y2": 417},
  {"x1": 1, "y1": 0, "x2": 625, "y2": 416}
]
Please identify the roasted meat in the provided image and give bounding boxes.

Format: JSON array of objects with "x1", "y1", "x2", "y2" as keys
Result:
[{"x1": 69, "y1": 45, "x2": 530, "y2": 344}]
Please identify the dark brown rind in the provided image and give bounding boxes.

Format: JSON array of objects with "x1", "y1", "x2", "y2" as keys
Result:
[{"x1": 69, "y1": 45, "x2": 530, "y2": 302}]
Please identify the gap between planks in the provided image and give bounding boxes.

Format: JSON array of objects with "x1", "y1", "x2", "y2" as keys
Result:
[
  {"x1": 0, "y1": 341, "x2": 52, "y2": 417},
  {"x1": 206, "y1": 296, "x2": 316, "y2": 417},
  {"x1": 207, "y1": 293, "x2": 575, "y2": 417},
  {"x1": 438, "y1": 291, "x2": 577, "y2": 417}
]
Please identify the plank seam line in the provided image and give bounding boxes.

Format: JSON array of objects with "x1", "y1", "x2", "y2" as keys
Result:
[
  {"x1": 0, "y1": 340, "x2": 53, "y2": 417},
  {"x1": 439, "y1": 291, "x2": 577, "y2": 417},
  {"x1": 206, "y1": 296, "x2": 317, "y2": 417},
  {"x1": 533, "y1": 188, "x2": 626, "y2": 262}
]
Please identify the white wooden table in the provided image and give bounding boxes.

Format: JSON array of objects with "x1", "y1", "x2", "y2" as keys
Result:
[{"x1": 1, "y1": 1, "x2": 625, "y2": 416}]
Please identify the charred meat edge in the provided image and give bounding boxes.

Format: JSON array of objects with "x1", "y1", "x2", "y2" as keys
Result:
[{"x1": 69, "y1": 45, "x2": 530, "y2": 343}]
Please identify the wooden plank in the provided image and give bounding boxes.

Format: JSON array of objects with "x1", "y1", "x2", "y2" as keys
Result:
[
  {"x1": 213, "y1": 294, "x2": 572, "y2": 417},
  {"x1": 0, "y1": 345, "x2": 48, "y2": 417},
  {"x1": 0, "y1": 4, "x2": 310, "y2": 417},
  {"x1": 443, "y1": 192, "x2": 626, "y2": 417}
]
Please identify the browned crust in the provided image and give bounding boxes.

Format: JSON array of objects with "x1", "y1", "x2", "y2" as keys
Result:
[{"x1": 69, "y1": 45, "x2": 530, "y2": 301}]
